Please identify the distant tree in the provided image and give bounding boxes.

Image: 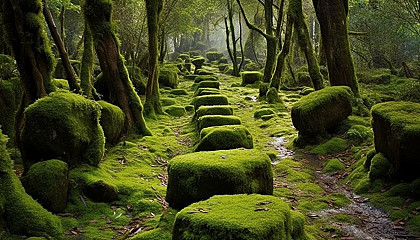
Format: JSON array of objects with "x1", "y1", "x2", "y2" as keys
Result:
[
  {"x1": 225, "y1": 0, "x2": 244, "y2": 77},
  {"x1": 83, "y1": 0, "x2": 151, "y2": 135}
]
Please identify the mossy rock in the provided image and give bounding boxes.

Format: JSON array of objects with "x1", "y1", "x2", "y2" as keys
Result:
[
  {"x1": 244, "y1": 62, "x2": 262, "y2": 71},
  {"x1": 196, "y1": 69, "x2": 214, "y2": 75},
  {"x1": 192, "y1": 57, "x2": 205, "y2": 71},
  {"x1": 83, "y1": 180, "x2": 119, "y2": 203},
  {"x1": 129, "y1": 66, "x2": 147, "y2": 94},
  {"x1": 300, "y1": 87, "x2": 314, "y2": 96},
  {"x1": 219, "y1": 57, "x2": 228, "y2": 64},
  {"x1": 310, "y1": 137, "x2": 348, "y2": 155},
  {"x1": 194, "y1": 105, "x2": 233, "y2": 120},
  {"x1": 159, "y1": 69, "x2": 179, "y2": 89},
  {"x1": 197, "y1": 115, "x2": 241, "y2": 132},
  {"x1": 0, "y1": 130, "x2": 64, "y2": 239},
  {"x1": 165, "y1": 105, "x2": 186, "y2": 117},
  {"x1": 196, "y1": 125, "x2": 253, "y2": 151},
  {"x1": 193, "y1": 95, "x2": 229, "y2": 111},
  {"x1": 178, "y1": 53, "x2": 190, "y2": 60},
  {"x1": 266, "y1": 87, "x2": 283, "y2": 104},
  {"x1": 323, "y1": 158, "x2": 346, "y2": 173},
  {"x1": 194, "y1": 75, "x2": 218, "y2": 83},
  {"x1": 254, "y1": 108, "x2": 275, "y2": 119},
  {"x1": 296, "y1": 71, "x2": 312, "y2": 87},
  {"x1": 170, "y1": 89, "x2": 188, "y2": 95},
  {"x1": 172, "y1": 194, "x2": 306, "y2": 240},
  {"x1": 52, "y1": 79, "x2": 70, "y2": 90},
  {"x1": 166, "y1": 149, "x2": 273, "y2": 208},
  {"x1": 20, "y1": 92, "x2": 105, "y2": 170},
  {"x1": 184, "y1": 74, "x2": 198, "y2": 81},
  {"x1": 196, "y1": 81, "x2": 220, "y2": 90},
  {"x1": 194, "y1": 87, "x2": 220, "y2": 97},
  {"x1": 21, "y1": 160, "x2": 69, "y2": 213},
  {"x1": 369, "y1": 153, "x2": 391, "y2": 180},
  {"x1": 206, "y1": 51, "x2": 224, "y2": 61},
  {"x1": 98, "y1": 101, "x2": 125, "y2": 143},
  {"x1": 291, "y1": 86, "x2": 353, "y2": 137},
  {"x1": 161, "y1": 97, "x2": 177, "y2": 106},
  {"x1": 259, "y1": 83, "x2": 269, "y2": 97},
  {"x1": 241, "y1": 71, "x2": 263, "y2": 86},
  {"x1": 0, "y1": 77, "x2": 22, "y2": 143},
  {"x1": 261, "y1": 114, "x2": 275, "y2": 121},
  {"x1": 371, "y1": 101, "x2": 420, "y2": 180}
]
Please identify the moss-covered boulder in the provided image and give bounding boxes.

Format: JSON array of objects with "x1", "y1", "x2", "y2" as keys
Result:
[
  {"x1": 369, "y1": 153, "x2": 391, "y2": 180},
  {"x1": 197, "y1": 115, "x2": 242, "y2": 132},
  {"x1": 371, "y1": 101, "x2": 420, "y2": 179},
  {"x1": 254, "y1": 108, "x2": 275, "y2": 119},
  {"x1": 159, "y1": 69, "x2": 179, "y2": 89},
  {"x1": 161, "y1": 97, "x2": 177, "y2": 106},
  {"x1": 196, "y1": 69, "x2": 214, "y2": 75},
  {"x1": 206, "y1": 51, "x2": 224, "y2": 61},
  {"x1": 84, "y1": 180, "x2": 119, "y2": 202},
  {"x1": 323, "y1": 158, "x2": 346, "y2": 173},
  {"x1": 310, "y1": 137, "x2": 348, "y2": 155},
  {"x1": 196, "y1": 80, "x2": 220, "y2": 90},
  {"x1": 166, "y1": 149, "x2": 273, "y2": 208},
  {"x1": 193, "y1": 95, "x2": 229, "y2": 111},
  {"x1": 194, "y1": 105, "x2": 234, "y2": 120},
  {"x1": 241, "y1": 71, "x2": 263, "y2": 86},
  {"x1": 21, "y1": 160, "x2": 69, "y2": 213},
  {"x1": 0, "y1": 131, "x2": 63, "y2": 239},
  {"x1": 172, "y1": 194, "x2": 306, "y2": 240},
  {"x1": 170, "y1": 89, "x2": 188, "y2": 95},
  {"x1": 165, "y1": 105, "x2": 187, "y2": 117},
  {"x1": 192, "y1": 57, "x2": 205, "y2": 73},
  {"x1": 291, "y1": 86, "x2": 353, "y2": 137},
  {"x1": 196, "y1": 125, "x2": 253, "y2": 151},
  {"x1": 194, "y1": 75, "x2": 218, "y2": 83},
  {"x1": 20, "y1": 92, "x2": 105, "y2": 170},
  {"x1": 98, "y1": 100, "x2": 125, "y2": 143},
  {"x1": 194, "y1": 87, "x2": 220, "y2": 97}
]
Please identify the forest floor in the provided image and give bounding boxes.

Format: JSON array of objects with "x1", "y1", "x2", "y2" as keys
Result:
[{"x1": 18, "y1": 66, "x2": 420, "y2": 240}]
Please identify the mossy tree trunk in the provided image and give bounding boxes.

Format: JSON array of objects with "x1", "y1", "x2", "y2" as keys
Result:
[
  {"x1": 83, "y1": 0, "x2": 151, "y2": 135},
  {"x1": 42, "y1": 0, "x2": 80, "y2": 93},
  {"x1": 224, "y1": 0, "x2": 244, "y2": 77},
  {"x1": 243, "y1": 6, "x2": 263, "y2": 64},
  {"x1": 80, "y1": 21, "x2": 94, "y2": 99},
  {"x1": 2, "y1": 0, "x2": 56, "y2": 145},
  {"x1": 313, "y1": 0, "x2": 360, "y2": 97},
  {"x1": 144, "y1": 0, "x2": 164, "y2": 119}
]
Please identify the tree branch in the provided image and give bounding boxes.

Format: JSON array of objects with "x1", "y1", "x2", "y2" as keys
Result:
[{"x1": 236, "y1": 0, "x2": 269, "y2": 39}]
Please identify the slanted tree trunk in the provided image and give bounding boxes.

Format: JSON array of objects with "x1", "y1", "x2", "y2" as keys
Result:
[
  {"x1": 313, "y1": 0, "x2": 360, "y2": 96},
  {"x1": 83, "y1": 0, "x2": 151, "y2": 135},
  {"x1": 225, "y1": 0, "x2": 245, "y2": 77},
  {"x1": 144, "y1": 0, "x2": 164, "y2": 119},
  {"x1": 80, "y1": 21, "x2": 94, "y2": 99},
  {"x1": 243, "y1": 6, "x2": 264, "y2": 63},
  {"x1": 2, "y1": 0, "x2": 56, "y2": 145},
  {"x1": 42, "y1": 0, "x2": 80, "y2": 93}
]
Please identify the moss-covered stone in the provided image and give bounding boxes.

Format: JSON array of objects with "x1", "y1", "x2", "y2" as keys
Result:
[
  {"x1": 206, "y1": 51, "x2": 224, "y2": 61},
  {"x1": 194, "y1": 105, "x2": 234, "y2": 120},
  {"x1": 194, "y1": 87, "x2": 220, "y2": 97},
  {"x1": 192, "y1": 57, "x2": 205, "y2": 73},
  {"x1": 371, "y1": 101, "x2": 420, "y2": 179},
  {"x1": 196, "y1": 80, "x2": 220, "y2": 90},
  {"x1": 159, "y1": 69, "x2": 179, "y2": 89},
  {"x1": 193, "y1": 95, "x2": 229, "y2": 111},
  {"x1": 196, "y1": 69, "x2": 214, "y2": 75},
  {"x1": 52, "y1": 79, "x2": 70, "y2": 90},
  {"x1": 21, "y1": 160, "x2": 68, "y2": 213},
  {"x1": 165, "y1": 105, "x2": 186, "y2": 117},
  {"x1": 197, "y1": 115, "x2": 242, "y2": 132},
  {"x1": 20, "y1": 92, "x2": 105, "y2": 170},
  {"x1": 0, "y1": 130, "x2": 63, "y2": 239},
  {"x1": 323, "y1": 158, "x2": 346, "y2": 173},
  {"x1": 195, "y1": 125, "x2": 253, "y2": 151},
  {"x1": 84, "y1": 180, "x2": 119, "y2": 203},
  {"x1": 184, "y1": 74, "x2": 198, "y2": 81},
  {"x1": 310, "y1": 137, "x2": 348, "y2": 155},
  {"x1": 169, "y1": 89, "x2": 188, "y2": 95},
  {"x1": 254, "y1": 108, "x2": 275, "y2": 119},
  {"x1": 369, "y1": 153, "x2": 391, "y2": 180},
  {"x1": 98, "y1": 100, "x2": 125, "y2": 143},
  {"x1": 194, "y1": 75, "x2": 218, "y2": 83},
  {"x1": 172, "y1": 194, "x2": 306, "y2": 240},
  {"x1": 241, "y1": 71, "x2": 263, "y2": 86},
  {"x1": 291, "y1": 86, "x2": 353, "y2": 137},
  {"x1": 161, "y1": 97, "x2": 176, "y2": 106},
  {"x1": 166, "y1": 149, "x2": 273, "y2": 209},
  {"x1": 266, "y1": 87, "x2": 283, "y2": 104}
]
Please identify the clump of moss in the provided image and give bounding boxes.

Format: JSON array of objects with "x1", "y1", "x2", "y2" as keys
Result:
[
  {"x1": 21, "y1": 159, "x2": 69, "y2": 213},
  {"x1": 194, "y1": 75, "x2": 218, "y2": 83},
  {"x1": 323, "y1": 159, "x2": 346, "y2": 173},
  {"x1": 194, "y1": 87, "x2": 220, "y2": 97},
  {"x1": 192, "y1": 57, "x2": 205, "y2": 73},
  {"x1": 172, "y1": 194, "x2": 306, "y2": 240},
  {"x1": 192, "y1": 95, "x2": 229, "y2": 111},
  {"x1": 197, "y1": 115, "x2": 241, "y2": 131},
  {"x1": 166, "y1": 149, "x2": 273, "y2": 208},
  {"x1": 196, "y1": 80, "x2": 220, "y2": 90},
  {"x1": 266, "y1": 87, "x2": 283, "y2": 104},
  {"x1": 310, "y1": 137, "x2": 348, "y2": 155},
  {"x1": 298, "y1": 193, "x2": 351, "y2": 212},
  {"x1": 161, "y1": 97, "x2": 176, "y2": 106},
  {"x1": 169, "y1": 89, "x2": 188, "y2": 95},
  {"x1": 346, "y1": 125, "x2": 373, "y2": 144},
  {"x1": 159, "y1": 68, "x2": 179, "y2": 89},
  {"x1": 0, "y1": 54, "x2": 18, "y2": 80},
  {"x1": 206, "y1": 51, "x2": 224, "y2": 61},
  {"x1": 254, "y1": 108, "x2": 275, "y2": 119},
  {"x1": 369, "y1": 153, "x2": 391, "y2": 180},
  {"x1": 241, "y1": 71, "x2": 263, "y2": 86},
  {"x1": 98, "y1": 100, "x2": 125, "y2": 143},
  {"x1": 196, "y1": 125, "x2": 253, "y2": 151},
  {"x1": 194, "y1": 105, "x2": 233, "y2": 121},
  {"x1": 165, "y1": 105, "x2": 186, "y2": 117},
  {"x1": 20, "y1": 92, "x2": 105, "y2": 170},
  {"x1": 0, "y1": 77, "x2": 22, "y2": 143}
]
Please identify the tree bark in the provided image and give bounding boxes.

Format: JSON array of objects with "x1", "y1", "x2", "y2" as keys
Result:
[
  {"x1": 80, "y1": 21, "x2": 94, "y2": 99},
  {"x1": 83, "y1": 0, "x2": 151, "y2": 135},
  {"x1": 42, "y1": 0, "x2": 80, "y2": 93},
  {"x1": 313, "y1": 0, "x2": 360, "y2": 96},
  {"x1": 144, "y1": 0, "x2": 164, "y2": 119}
]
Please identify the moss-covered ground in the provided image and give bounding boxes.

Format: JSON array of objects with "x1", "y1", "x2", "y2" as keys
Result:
[{"x1": 5, "y1": 65, "x2": 420, "y2": 239}]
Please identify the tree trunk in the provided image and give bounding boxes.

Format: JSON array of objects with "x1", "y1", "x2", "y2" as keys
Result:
[
  {"x1": 313, "y1": 0, "x2": 360, "y2": 96},
  {"x1": 144, "y1": 0, "x2": 164, "y2": 119},
  {"x1": 80, "y1": 21, "x2": 94, "y2": 99},
  {"x1": 83, "y1": 0, "x2": 151, "y2": 135},
  {"x1": 42, "y1": 0, "x2": 80, "y2": 93},
  {"x1": 225, "y1": 0, "x2": 240, "y2": 77}
]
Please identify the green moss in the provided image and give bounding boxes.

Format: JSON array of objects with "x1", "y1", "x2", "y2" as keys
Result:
[
  {"x1": 254, "y1": 108, "x2": 275, "y2": 119},
  {"x1": 310, "y1": 137, "x2": 348, "y2": 155},
  {"x1": 369, "y1": 153, "x2": 391, "y2": 180},
  {"x1": 196, "y1": 125, "x2": 253, "y2": 151},
  {"x1": 298, "y1": 193, "x2": 351, "y2": 212},
  {"x1": 241, "y1": 71, "x2": 263, "y2": 86},
  {"x1": 206, "y1": 51, "x2": 224, "y2": 61},
  {"x1": 0, "y1": 78, "x2": 22, "y2": 143},
  {"x1": 169, "y1": 89, "x2": 188, "y2": 95},
  {"x1": 21, "y1": 92, "x2": 105, "y2": 170},
  {"x1": 21, "y1": 160, "x2": 69, "y2": 213},
  {"x1": 192, "y1": 95, "x2": 229, "y2": 111},
  {"x1": 98, "y1": 100, "x2": 125, "y2": 143},
  {"x1": 194, "y1": 75, "x2": 218, "y2": 83},
  {"x1": 196, "y1": 69, "x2": 214, "y2": 75},
  {"x1": 295, "y1": 183, "x2": 324, "y2": 196},
  {"x1": 368, "y1": 193, "x2": 405, "y2": 212},
  {"x1": 194, "y1": 105, "x2": 234, "y2": 120},
  {"x1": 161, "y1": 97, "x2": 176, "y2": 106},
  {"x1": 0, "y1": 54, "x2": 17, "y2": 80},
  {"x1": 172, "y1": 194, "x2": 305, "y2": 240},
  {"x1": 194, "y1": 87, "x2": 220, "y2": 97},
  {"x1": 196, "y1": 80, "x2": 220, "y2": 89},
  {"x1": 52, "y1": 79, "x2": 70, "y2": 90},
  {"x1": 159, "y1": 68, "x2": 179, "y2": 89},
  {"x1": 410, "y1": 178, "x2": 420, "y2": 199},
  {"x1": 165, "y1": 105, "x2": 186, "y2": 117},
  {"x1": 346, "y1": 125, "x2": 373, "y2": 143},
  {"x1": 323, "y1": 159, "x2": 346, "y2": 173},
  {"x1": 166, "y1": 149, "x2": 273, "y2": 208},
  {"x1": 197, "y1": 115, "x2": 241, "y2": 132}
]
